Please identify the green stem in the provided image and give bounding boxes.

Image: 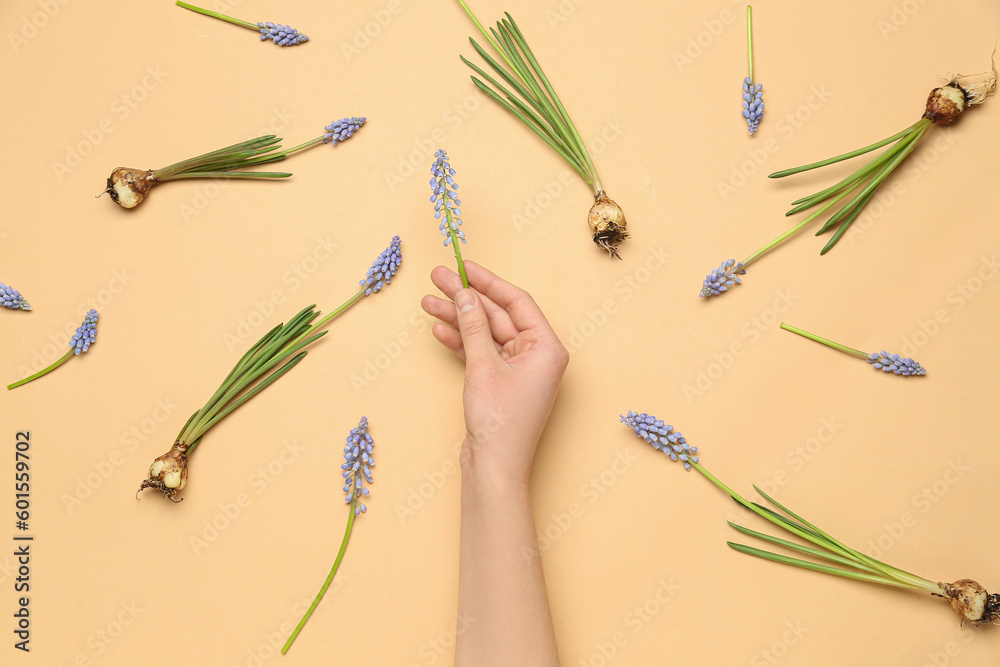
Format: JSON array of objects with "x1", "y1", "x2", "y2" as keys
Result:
[
  {"x1": 176, "y1": 1, "x2": 258, "y2": 31},
  {"x1": 444, "y1": 204, "x2": 469, "y2": 289},
  {"x1": 741, "y1": 183, "x2": 859, "y2": 267},
  {"x1": 292, "y1": 289, "x2": 367, "y2": 348},
  {"x1": 747, "y1": 6, "x2": 754, "y2": 83},
  {"x1": 780, "y1": 323, "x2": 868, "y2": 359},
  {"x1": 456, "y1": 0, "x2": 517, "y2": 77},
  {"x1": 7, "y1": 349, "x2": 74, "y2": 390},
  {"x1": 282, "y1": 501, "x2": 357, "y2": 654}
]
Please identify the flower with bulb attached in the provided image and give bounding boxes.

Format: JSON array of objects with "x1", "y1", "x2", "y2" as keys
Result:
[
  {"x1": 868, "y1": 351, "x2": 926, "y2": 376},
  {"x1": 70, "y1": 309, "x2": 99, "y2": 355},
  {"x1": 341, "y1": 417, "x2": 375, "y2": 515},
  {"x1": 1, "y1": 282, "x2": 30, "y2": 311},
  {"x1": 361, "y1": 235, "x2": 402, "y2": 296},
  {"x1": 743, "y1": 78, "x2": 764, "y2": 134},
  {"x1": 257, "y1": 21, "x2": 308, "y2": 46},
  {"x1": 324, "y1": 117, "x2": 366, "y2": 145},
  {"x1": 620, "y1": 411, "x2": 699, "y2": 470},
  {"x1": 699, "y1": 259, "x2": 745, "y2": 298},
  {"x1": 430, "y1": 149, "x2": 465, "y2": 247}
]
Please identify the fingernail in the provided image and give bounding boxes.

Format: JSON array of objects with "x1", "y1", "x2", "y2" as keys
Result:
[{"x1": 456, "y1": 289, "x2": 475, "y2": 314}]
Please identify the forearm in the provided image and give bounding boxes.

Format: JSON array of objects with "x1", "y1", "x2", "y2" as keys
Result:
[{"x1": 455, "y1": 454, "x2": 560, "y2": 666}]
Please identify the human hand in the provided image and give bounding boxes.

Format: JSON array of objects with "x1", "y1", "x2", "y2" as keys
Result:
[{"x1": 421, "y1": 261, "x2": 569, "y2": 487}]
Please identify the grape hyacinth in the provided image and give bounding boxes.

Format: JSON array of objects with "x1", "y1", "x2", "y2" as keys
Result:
[
  {"x1": 617, "y1": 411, "x2": 998, "y2": 625},
  {"x1": 699, "y1": 259, "x2": 745, "y2": 298},
  {"x1": 257, "y1": 21, "x2": 309, "y2": 46},
  {"x1": 324, "y1": 117, "x2": 366, "y2": 145},
  {"x1": 742, "y1": 6, "x2": 763, "y2": 135},
  {"x1": 868, "y1": 351, "x2": 927, "y2": 376},
  {"x1": 780, "y1": 323, "x2": 927, "y2": 377},
  {"x1": 283, "y1": 417, "x2": 377, "y2": 654},
  {"x1": 8, "y1": 309, "x2": 101, "y2": 390},
  {"x1": 176, "y1": 3, "x2": 309, "y2": 47},
  {"x1": 341, "y1": 417, "x2": 375, "y2": 515},
  {"x1": 620, "y1": 411, "x2": 699, "y2": 470},
  {"x1": 430, "y1": 149, "x2": 469, "y2": 288},
  {"x1": 361, "y1": 235, "x2": 402, "y2": 296},
  {"x1": 1, "y1": 282, "x2": 30, "y2": 310},
  {"x1": 70, "y1": 309, "x2": 99, "y2": 355},
  {"x1": 743, "y1": 77, "x2": 764, "y2": 135}
]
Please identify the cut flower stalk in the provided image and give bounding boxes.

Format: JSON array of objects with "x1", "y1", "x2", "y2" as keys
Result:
[
  {"x1": 780, "y1": 322, "x2": 927, "y2": 376},
  {"x1": 620, "y1": 411, "x2": 999, "y2": 624},
  {"x1": 701, "y1": 55, "x2": 997, "y2": 298},
  {"x1": 456, "y1": 1, "x2": 629, "y2": 259},
  {"x1": 137, "y1": 237, "x2": 400, "y2": 501},
  {"x1": 430, "y1": 149, "x2": 469, "y2": 287},
  {"x1": 103, "y1": 117, "x2": 366, "y2": 209}
]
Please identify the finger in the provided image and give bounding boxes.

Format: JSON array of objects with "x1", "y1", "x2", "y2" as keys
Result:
[
  {"x1": 431, "y1": 322, "x2": 466, "y2": 362},
  {"x1": 462, "y1": 262, "x2": 552, "y2": 332},
  {"x1": 421, "y1": 294, "x2": 459, "y2": 330},
  {"x1": 430, "y1": 266, "x2": 519, "y2": 342},
  {"x1": 454, "y1": 289, "x2": 500, "y2": 366}
]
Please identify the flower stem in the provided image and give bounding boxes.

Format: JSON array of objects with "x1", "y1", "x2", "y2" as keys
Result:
[
  {"x1": 780, "y1": 323, "x2": 868, "y2": 359},
  {"x1": 7, "y1": 349, "x2": 74, "y2": 390},
  {"x1": 747, "y1": 5, "x2": 754, "y2": 83},
  {"x1": 444, "y1": 207, "x2": 469, "y2": 289},
  {"x1": 282, "y1": 500, "x2": 357, "y2": 654},
  {"x1": 175, "y1": 1, "x2": 258, "y2": 31}
]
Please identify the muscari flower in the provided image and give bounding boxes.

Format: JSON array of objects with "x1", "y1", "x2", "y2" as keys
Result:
[
  {"x1": 620, "y1": 411, "x2": 699, "y2": 470},
  {"x1": 699, "y1": 259, "x2": 745, "y2": 298},
  {"x1": 324, "y1": 117, "x2": 366, "y2": 145},
  {"x1": 70, "y1": 309, "x2": 99, "y2": 355},
  {"x1": 868, "y1": 351, "x2": 926, "y2": 376},
  {"x1": 361, "y1": 235, "x2": 402, "y2": 296},
  {"x1": 258, "y1": 21, "x2": 308, "y2": 46},
  {"x1": 743, "y1": 78, "x2": 764, "y2": 135},
  {"x1": 430, "y1": 149, "x2": 465, "y2": 247},
  {"x1": 1, "y1": 282, "x2": 30, "y2": 310},
  {"x1": 341, "y1": 416, "x2": 375, "y2": 515}
]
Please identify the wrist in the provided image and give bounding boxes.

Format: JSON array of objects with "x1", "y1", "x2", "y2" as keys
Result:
[{"x1": 460, "y1": 437, "x2": 531, "y2": 498}]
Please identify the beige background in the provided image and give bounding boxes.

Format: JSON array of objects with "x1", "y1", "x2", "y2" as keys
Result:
[{"x1": 2, "y1": 0, "x2": 1000, "y2": 664}]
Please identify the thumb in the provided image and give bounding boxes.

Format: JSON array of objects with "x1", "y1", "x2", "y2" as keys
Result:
[{"x1": 455, "y1": 289, "x2": 497, "y2": 365}]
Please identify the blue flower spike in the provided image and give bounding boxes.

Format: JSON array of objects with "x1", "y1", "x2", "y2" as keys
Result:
[
  {"x1": 360, "y1": 236, "x2": 402, "y2": 297},
  {"x1": 699, "y1": 259, "x2": 745, "y2": 298},
  {"x1": 620, "y1": 411, "x2": 700, "y2": 471},
  {"x1": 430, "y1": 149, "x2": 470, "y2": 288},
  {"x1": 341, "y1": 416, "x2": 375, "y2": 516},
  {"x1": 1, "y1": 282, "x2": 31, "y2": 311},
  {"x1": 324, "y1": 117, "x2": 366, "y2": 145}
]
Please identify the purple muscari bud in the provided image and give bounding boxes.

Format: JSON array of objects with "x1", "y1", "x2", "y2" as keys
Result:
[
  {"x1": 360, "y1": 235, "x2": 402, "y2": 297},
  {"x1": 867, "y1": 351, "x2": 927, "y2": 376},
  {"x1": 620, "y1": 411, "x2": 699, "y2": 471},
  {"x1": 258, "y1": 21, "x2": 308, "y2": 46},
  {"x1": 0, "y1": 282, "x2": 31, "y2": 311},
  {"x1": 342, "y1": 417, "x2": 374, "y2": 511},
  {"x1": 69, "y1": 309, "x2": 99, "y2": 356},
  {"x1": 699, "y1": 259, "x2": 745, "y2": 298},
  {"x1": 323, "y1": 116, "x2": 366, "y2": 145},
  {"x1": 742, "y1": 77, "x2": 764, "y2": 134},
  {"x1": 430, "y1": 149, "x2": 465, "y2": 246}
]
